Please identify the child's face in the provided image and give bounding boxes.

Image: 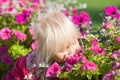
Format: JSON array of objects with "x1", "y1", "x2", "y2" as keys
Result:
[{"x1": 54, "y1": 39, "x2": 80, "y2": 62}]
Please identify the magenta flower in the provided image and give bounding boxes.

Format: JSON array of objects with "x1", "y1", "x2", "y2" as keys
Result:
[
  {"x1": 91, "y1": 38, "x2": 99, "y2": 46},
  {"x1": 102, "y1": 69, "x2": 116, "y2": 80},
  {"x1": 80, "y1": 11, "x2": 91, "y2": 21},
  {"x1": 81, "y1": 56, "x2": 88, "y2": 62},
  {"x1": 72, "y1": 15, "x2": 87, "y2": 26},
  {"x1": 65, "y1": 56, "x2": 79, "y2": 71},
  {"x1": 97, "y1": 48, "x2": 106, "y2": 55},
  {"x1": 116, "y1": 36, "x2": 120, "y2": 43},
  {"x1": 46, "y1": 62, "x2": 61, "y2": 77},
  {"x1": 62, "y1": 9, "x2": 69, "y2": 17},
  {"x1": 73, "y1": 49, "x2": 83, "y2": 60},
  {"x1": 5, "y1": 70, "x2": 15, "y2": 80},
  {"x1": 105, "y1": 6, "x2": 119, "y2": 18},
  {"x1": 72, "y1": 8, "x2": 78, "y2": 15},
  {"x1": 29, "y1": 28, "x2": 35, "y2": 39},
  {"x1": 18, "y1": 0, "x2": 29, "y2": 7},
  {"x1": 31, "y1": 41, "x2": 38, "y2": 50},
  {"x1": 32, "y1": 0, "x2": 40, "y2": 4},
  {"x1": 83, "y1": 61, "x2": 98, "y2": 71},
  {"x1": 0, "y1": 45, "x2": 8, "y2": 55},
  {"x1": 72, "y1": 11, "x2": 91, "y2": 26},
  {"x1": 6, "y1": 6, "x2": 17, "y2": 15},
  {"x1": 102, "y1": 22, "x2": 113, "y2": 29},
  {"x1": 90, "y1": 45, "x2": 100, "y2": 53},
  {"x1": 13, "y1": 30, "x2": 26, "y2": 41},
  {"x1": 16, "y1": 9, "x2": 31, "y2": 24},
  {"x1": 1, "y1": 56, "x2": 13, "y2": 64},
  {"x1": 112, "y1": 61, "x2": 120, "y2": 69},
  {"x1": 110, "y1": 50, "x2": 120, "y2": 59},
  {"x1": 91, "y1": 45, "x2": 106, "y2": 55},
  {"x1": 0, "y1": 27, "x2": 12, "y2": 40}
]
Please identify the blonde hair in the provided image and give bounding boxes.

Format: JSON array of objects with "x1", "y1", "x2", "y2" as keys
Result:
[{"x1": 32, "y1": 3, "x2": 79, "y2": 66}]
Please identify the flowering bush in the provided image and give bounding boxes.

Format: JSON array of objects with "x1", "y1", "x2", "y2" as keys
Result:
[
  {"x1": 0, "y1": 0, "x2": 44, "y2": 79},
  {"x1": 0, "y1": 0, "x2": 120, "y2": 80}
]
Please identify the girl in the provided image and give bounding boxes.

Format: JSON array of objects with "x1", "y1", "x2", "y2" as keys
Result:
[{"x1": 12, "y1": 3, "x2": 80, "y2": 80}]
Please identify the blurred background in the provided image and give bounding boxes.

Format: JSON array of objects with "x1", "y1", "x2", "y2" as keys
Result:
[{"x1": 49, "y1": 0, "x2": 120, "y2": 29}]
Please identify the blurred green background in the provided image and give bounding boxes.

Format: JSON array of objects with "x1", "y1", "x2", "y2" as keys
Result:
[
  {"x1": 79, "y1": 0, "x2": 120, "y2": 29},
  {"x1": 49, "y1": 0, "x2": 120, "y2": 29}
]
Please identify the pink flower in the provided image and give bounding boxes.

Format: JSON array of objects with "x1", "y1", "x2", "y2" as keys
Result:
[
  {"x1": 1, "y1": 56, "x2": 13, "y2": 64},
  {"x1": 73, "y1": 49, "x2": 83, "y2": 60},
  {"x1": 18, "y1": 0, "x2": 29, "y2": 7},
  {"x1": 83, "y1": 61, "x2": 98, "y2": 71},
  {"x1": 72, "y1": 11, "x2": 91, "y2": 26},
  {"x1": 105, "y1": 6, "x2": 119, "y2": 19},
  {"x1": 90, "y1": 45, "x2": 100, "y2": 53},
  {"x1": 81, "y1": 56, "x2": 88, "y2": 62},
  {"x1": 91, "y1": 45, "x2": 106, "y2": 55},
  {"x1": 65, "y1": 56, "x2": 79, "y2": 71},
  {"x1": 97, "y1": 48, "x2": 106, "y2": 55},
  {"x1": 80, "y1": 11, "x2": 91, "y2": 21},
  {"x1": 91, "y1": 38, "x2": 99, "y2": 46},
  {"x1": 116, "y1": 36, "x2": 120, "y2": 43},
  {"x1": 5, "y1": 6, "x2": 17, "y2": 15},
  {"x1": 29, "y1": 28, "x2": 35, "y2": 39},
  {"x1": 0, "y1": 27, "x2": 12, "y2": 40},
  {"x1": 13, "y1": 30, "x2": 26, "y2": 41},
  {"x1": 72, "y1": 8, "x2": 78, "y2": 15},
  {"x1": 31, "y1": 41, "x2": 38, "y2": 50},
  {"x1": 102, "y1": 22, "x2": 113, "y2": 29},
  {"x1": 32, "y1": 0, "x2": 40, "y2": 4},
  {"x1": 16, "y1": 9, "x2": 31, "y2": 24},
  {"x1": 110, "y1": 50, "x2": 120, "y2": 59},
  {"x1": 46, "y1": 62, "x2": 61, "y2": 77},
  {"x1": 102, "y1": 69, "x2": 116, "y2": 80},
  {"x1": 62, "y1": 9, "x2": 69, "y2": 17}
]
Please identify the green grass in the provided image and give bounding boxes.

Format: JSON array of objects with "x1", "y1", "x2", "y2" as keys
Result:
[{"x1": 78, "y1": 0, "x2": 120, "y2": 29}]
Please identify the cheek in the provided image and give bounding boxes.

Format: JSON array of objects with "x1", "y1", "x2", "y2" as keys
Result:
[
  {"x1": 69, "y1": 41, "x2": 80, "y2": 54},
  {"x1": 75, "y1": 41, "x2": 80, "y2": 50},
  {"x1": 53, "y1": 52, "x2": 68, "y2": 62}
]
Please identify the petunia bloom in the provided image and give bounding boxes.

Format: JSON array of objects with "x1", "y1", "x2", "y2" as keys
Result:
[
  {"x1": 72, "y1": 8, "x2": 78, "y2": 15},
  {"x1": 102, "y1": 69, "x2": 116, "y2": 80},
  {"x1": 29, "y1": 28, "x2": 35, "y2": 39},
  {"x1": 110, "y1": 50, "x2": 120, "y2": 59},
  {"x1": 16, "y1": 9, "x2": 31, "y2": 24},
  {"x1": 31, "y1": 41, "x2": 38, "y2": 50},
  {"x1": 116, "y1": 36, "x2": 120, "y2": 43},
  {"x1": 80, "y1": 11, "x2": 91, "y2": 21},
  {"x1": 0, "y1": 27, "x2": 12, "y2": 40},
  {"x1": 105, "y1": 6, "x2": 119, "y2": 19},
  {"x1": 91, "y1": 38, "x2": 99, "y2": 46},
  {"x1": 62, "y1": 9, "x2": 69, "y2": 17},
  {"x1": 13, "y1": 30, "x2": 26, "y2": 41},
  {"x1": 32, "y1": 0, "x2": 40, "y2": 4},
  {"x1": 1, "y1": 56, "x2": 13, "y2": 64},
  {"x1": 65, "y1": 56, "x2": 79, "y2": 71},
  {"x1": 46, "y1": 62, "x2": 61, "y2": 77},
  {"x1": 83, "y1": 60, "x2": 98, "y2": 71}
]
